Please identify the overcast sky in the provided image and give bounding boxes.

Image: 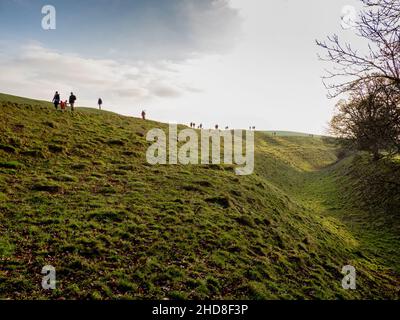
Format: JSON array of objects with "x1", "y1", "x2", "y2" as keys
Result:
[{"x1": 0, "y1": 0, "x2": 362, "y2": 133}]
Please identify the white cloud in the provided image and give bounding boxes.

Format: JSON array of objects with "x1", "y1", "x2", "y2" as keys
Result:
[{"x1": 0, "y1": 43, "x2": 196, "y2": 112}]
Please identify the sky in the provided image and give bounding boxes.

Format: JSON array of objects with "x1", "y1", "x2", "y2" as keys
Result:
[{"x1": 0, "y1": 0, "x2": 363, "y2": 134}]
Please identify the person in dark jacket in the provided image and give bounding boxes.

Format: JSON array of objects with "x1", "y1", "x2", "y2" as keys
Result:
[
  {"x1": 69, "y1": 92, "x2": 77, "y2": 111},
  {"x1": 98, "y1": 98, "x2": 103, "y2": 110},
  {"x1": 52, "y1": 91, "x2": 60, "y2": 110}
]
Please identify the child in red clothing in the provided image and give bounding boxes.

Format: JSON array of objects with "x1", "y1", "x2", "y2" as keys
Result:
[{"x1": 60, "y1": 100, "x2": 67, "y2": 111}]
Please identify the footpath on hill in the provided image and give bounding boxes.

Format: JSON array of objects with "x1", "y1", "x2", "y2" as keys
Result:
[{"x1": 291, "y1": 158, "x2": 400, "y2": 290}]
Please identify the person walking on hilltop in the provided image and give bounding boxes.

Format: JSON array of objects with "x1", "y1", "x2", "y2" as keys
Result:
[
  {"x1": 141, "y1": 110, "x2": 146, "y2": 120},
  {"x1": 69, "y1": 92, "x2": 77, "y2": 112},
  {"x1": 52, "y1": 91, "x2": 60, "y2": 110},
  {"x1": 98, "y1": 98, "x2": 103, "y2": 110}
]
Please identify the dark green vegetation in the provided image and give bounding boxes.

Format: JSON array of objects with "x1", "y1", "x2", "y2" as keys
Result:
[{"x1": 0, "y1": 93, "x2": 399, "y2": 299}]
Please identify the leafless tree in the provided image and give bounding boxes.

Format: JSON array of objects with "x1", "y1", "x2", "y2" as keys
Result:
[{"x1": 316, "y1": 0, "x2": 400, "y2": 98}]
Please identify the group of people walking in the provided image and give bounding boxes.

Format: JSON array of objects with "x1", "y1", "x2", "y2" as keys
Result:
[
  {"x1": 52, "y1": 91, "x2": 258, "y2": 132},
  {"x1": 52, "y1": 91, "x2": 105, "y2": 112},
  {"x1": 52, "y1": 91, "x2": 77, "y2": 111},
  {"x1": 189, "y1": 123, "x2": 232, "y2": 130},
  {"x1": 190, "y1": 122, "x2": 203, "y2": 129},
  {"x1": 190, "y1": 122, "x2": 256, "y2": 131}
]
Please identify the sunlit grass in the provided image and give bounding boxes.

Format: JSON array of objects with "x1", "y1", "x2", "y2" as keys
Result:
[{"x1": 0, "y1": 92, "x2": 398, "y2": 300}]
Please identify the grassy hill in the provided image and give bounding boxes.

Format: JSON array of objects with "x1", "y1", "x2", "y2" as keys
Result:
[
  {"x1": 264, "y1": 131, "x2": 324, "y2": 137},
  {"x1": 0, "y1": 93, "x2": 398, "y2": 299}
]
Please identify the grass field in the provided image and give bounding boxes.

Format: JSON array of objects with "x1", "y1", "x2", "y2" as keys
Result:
[{"x1": 0, "y1": 92, "x2": 399, "y2": 299}]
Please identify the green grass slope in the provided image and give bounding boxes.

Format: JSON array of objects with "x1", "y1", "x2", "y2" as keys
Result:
[
  {"x1": 264, "y1": 131, "x2": 324, "y2": 137},
  {"x1": 0, "y1": 93, "x2": 398, "y2": 299}
]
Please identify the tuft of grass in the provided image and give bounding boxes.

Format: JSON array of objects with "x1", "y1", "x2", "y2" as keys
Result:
[
  {"x1": 31, "y1": 183, "x2": 62, "y2": 193},
  {"x1": 205, "y1": 195, "x2": 232, "y2": 208},
  {"x1": 21, "y1": 150, "x2": 44, "y2": 158},
  {"x1": 88, "y1": 210, "x2": 127, "y2": 222},
  {"x1": 71, "y1": 163, "x2": 87, "y2": 170},
  {"x1": 52, "y1": 174, "x2": 78, "y2": 182},
  {"x1": 0, "y1": 160, "x2": 22, "y2": 169},
  {"x1": 48, "y1": 145, "x2": 64, "y2": 153},
  {"x1": 0, "y1": 144, "x2": 16, "y2": 153},
  {"x1": 107, "y1": 139, "x2": 125, "y2": 146},
  {"x1": 0, "y1": 192, "x2": 8, "y2": 202},
  {"x1": 0, "y1": 238, "x2": 15, "y2": 257}
]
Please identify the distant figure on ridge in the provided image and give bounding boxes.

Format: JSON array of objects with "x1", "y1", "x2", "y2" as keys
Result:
[
  {"x1": 199, "y1": 124, "x2": 203, "y2": 129},
  {"x1": 215, "y1": 124, "x2": 219, "y2": 130},
  {"x1": 98, "y1": 98, "x2": 103, "y2": 110},
  {"x1": 69, "y1": 92, "x2": 77, "y2": 111},
  {"x1": 52, "y1": 91, "x2": 60, "y2": 110},
  {"x1": 141, "y1": 110, "x2": 146, "y2": 120}
]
